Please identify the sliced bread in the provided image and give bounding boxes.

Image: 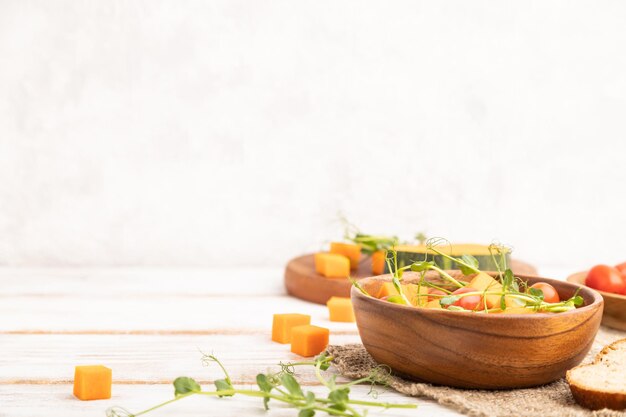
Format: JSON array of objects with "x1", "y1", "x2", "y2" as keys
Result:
[{"x1": 567, "y1": 338, "x2": 626, "y2": 410}]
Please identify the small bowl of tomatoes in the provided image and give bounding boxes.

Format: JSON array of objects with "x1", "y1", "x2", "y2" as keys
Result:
[{"x1": 567, "y1": 264, "x2": 626, "y2": 331}]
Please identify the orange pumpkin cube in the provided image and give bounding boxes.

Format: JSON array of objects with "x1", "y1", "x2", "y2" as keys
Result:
[
  {"x1": 371, "y1": 250, "x2": 386, "y2": 275},
  {"x1": 290, "y1": 325, "x2": 330, "y2": 357},
  {"x1": 326, "y1": 297, "x2": 355, "y2": 322},
  {"x1": 73, "y1": 365, "x2": 112, "y2": 400},
  {"x1": 329, "y1": 242, "x2": 361, "y2": 270},
  {"x1": 314, "y1": 253, "x2": 350, "y2": 278},
  {"x1": 272, "y1": 313, "x2": 311, "y2": 343},
  {"x1": 425, "y1": 299, "x2": 443, "y2": 309},
  {"x1": 377, "y1": 282, "x2": 428, "y2": 307}
]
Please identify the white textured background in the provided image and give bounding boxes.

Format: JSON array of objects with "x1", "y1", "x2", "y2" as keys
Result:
[{"x1": 1, "y1": 0, "x2": 626, "y2": 271}]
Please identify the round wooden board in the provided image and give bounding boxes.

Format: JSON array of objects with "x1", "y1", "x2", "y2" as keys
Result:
[
  {"x1": 567, "y1": 271, "x2": 626, "y2": 331},
  {"x1": 284, "y1": 253, "x2": 539, "y2": 305}
]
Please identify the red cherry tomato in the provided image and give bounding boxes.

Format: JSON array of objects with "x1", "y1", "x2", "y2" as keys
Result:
[
  {"x1": 428, "y1": 289, "x2": 447, "y2": 301},
  {"x1": 585, "y1": 265, "x2": 626, "y2": 295},
  {"x1": 615, "y1": 262, "x2": 626, "y2": 277},
  {"x1": 529, "y1": 282, "x2": 560, "y2": 303},
  {"x1": 451, "y1": 287, "x2": 483, "y2": 311}
]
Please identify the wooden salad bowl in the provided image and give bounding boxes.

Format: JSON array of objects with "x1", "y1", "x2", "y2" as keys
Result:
[
  {"x1": 351, "y1": 272, "x2": 604, "y2": 389},
  {"x1": 285, "y1": 254, "x2": 538, "y2": 305},
  {"x1": 567, "y1": 271, "x2": 626, "y2": 331}
]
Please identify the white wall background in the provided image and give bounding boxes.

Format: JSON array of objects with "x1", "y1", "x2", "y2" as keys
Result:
[{"x1": 1, "y1": 0, "x2": 626, "y2": 271}]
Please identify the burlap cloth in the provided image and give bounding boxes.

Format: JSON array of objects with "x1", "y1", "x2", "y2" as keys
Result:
[{"x1": 327, "y1": 327, "x2": 626, "y2": 417}]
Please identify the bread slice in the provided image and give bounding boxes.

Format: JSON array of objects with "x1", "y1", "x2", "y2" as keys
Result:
[{"x1": 567, "y1": 338, "x2": 626, "y2": 410}]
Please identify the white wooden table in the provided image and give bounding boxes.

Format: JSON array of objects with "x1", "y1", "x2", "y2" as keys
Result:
[{"x1": 0, "y1": 266, "x2": 566, "y2": 416}]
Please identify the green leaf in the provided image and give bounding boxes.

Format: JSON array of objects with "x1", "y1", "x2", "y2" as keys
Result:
[
  {"x1": 256, "y1": 374, "x2": 272, "y2": 392},
  {"x1": 499, "y1": 295, "x2": 506, "y2": 311},
  {"x1": 299, "y1": 409, "x2": 315, "y2": 417},
  {"x1": 503, "y1": 269, "x2": 514, "y2": 289},
  {"x1": 410, "y1": 261, "x2": 434, "y2": 272},
  {"x1": 455, "y1": 254, "x2": 479, "y2": 275},
  {"x1": 529, "y1": 287, "x2": 544, "y2": 301},
  {"x1": 572, "y1": 295, "x2": 584, "y2": 306},
  {"x1": 281, "y1": 373, "x2": 304, "y2": 397},
  {"x1": 314, "y1": 353, "x2": 331, "y2": 371},
  {"x1": 328, "y1": 387, "x2": 350, "y2": 412},
  {"x1": 305, "y1": 391, "x2": 316, "y2": 406},
  {"x1": 173, "y1": 377, "x2": 201, "y2": 397},
  {"x1": 214, "y1": 378, "x2": 234, "y2": 397},
  {"x1": 440, "y1": 295, "x2": 459, "y2": 306}
]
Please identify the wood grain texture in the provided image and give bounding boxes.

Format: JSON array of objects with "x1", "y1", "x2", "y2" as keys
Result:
[
  {"x1": 0, "y1": 295, "x2": 358, "y2": 333},
  {"x1": 0, "y1": 384, "x2": 449, "y2": 417},
  {"x1": 0, "y1": 333, "x2": 359, "y2": 384},
  {"x1": 0, "y1": 267, "x2": 465, "y2": 417},
  {"x1": 285, "y1": 254, "x2": 538, "y2": 305},
  {"x1": 352, "y1": 272, "x2": 604, "y2": 389},
  {"x1": 568, "y1": 271, "x2": 626, "y2": 331}
]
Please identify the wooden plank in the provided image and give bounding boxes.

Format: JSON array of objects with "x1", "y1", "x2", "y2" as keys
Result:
[
  {"x1": 0, "y1": 267, "x2": 284, "y2": 297},
  {"x1": 0, "y1": 334, "x2": 361, "y2": 384},
  {"x1": 0, "y1": 384, "x2": 461, "y2": 417},
  {"x1": 0, "y1": 295, "x2": 359, "y2": 333}
]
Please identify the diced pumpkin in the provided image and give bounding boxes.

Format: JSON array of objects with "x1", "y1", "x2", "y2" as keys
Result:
[
  {"x1": 73, "y1": 365, "x2": 112, "y2": 401},
  {"x1": 425, "y1": 299, "x2": 443, "y2": 309},
  {"x1": 314, "y1": 253, "x2": 350, "y2": 278},
  {"x1": 377, "y1": 282, "x2": 428, "y2": 307},
  {"x1": 468, "y1": 272, "x2": 524, "y2": 308},
  {"x1": 330, "y1": 242, "x2": 361, "y2": 270},
  {"x1": 272, "y1": 314, "x2": 311, "y2": 344},
  {"x1": 468, "y1": 272, "x2": 503, "y2": 308},
  {"x1": 326, "y1": 297, "x2": 355, "y2": 322},
  {"x1": 377, "y1": 282, "x2": 396, "y2": 299},
  {"x1": 371, "y1": 250, "x2": 386, "y2": 275},
  {"x1": 290, "y1": 325, "x2": 329, "y2": 357}
]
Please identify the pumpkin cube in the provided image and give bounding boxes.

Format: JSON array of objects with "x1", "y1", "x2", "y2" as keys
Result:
[
  {"x1": 329, "y1": 242, "x2": 361, "y2": 270},
  {"x1": 493, "y1": 307, "x2": 534, "y2": 314},
  {"x1": 326, "y1": 297, "x2": 355, "y2": 322},
  {"x1": 468, "y1": 272, "x2": 524, "y2": 308},
  {"x1": 272, "y1": 314, "x2": 311, "y2": 344},
  {"x1": 371, "y1": 250, "x2": 386, "y2": 275},
  {"x1": 290, "y1": 325, "x2": 330, "y2": 357},
  {"x1": 314, "y1": 253, "x2": 350, "y2": 278},
  {"x1": 73, "y1": 365, "x2": 112, "y2": 400},
  {"x1": 425, "y1": 299, "x2": 443, "y2": 309},
  {"x1": 377, "y1": 282, "x2": 428, "y2": 306}
]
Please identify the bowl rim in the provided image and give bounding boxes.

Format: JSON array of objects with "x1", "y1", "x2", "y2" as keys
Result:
[
  {"x1": 567, "y1": 270, "x2": 626, "y2": 301},
  {"x1": 352, "y1": 272, "x2": 604, "y2": 318}
]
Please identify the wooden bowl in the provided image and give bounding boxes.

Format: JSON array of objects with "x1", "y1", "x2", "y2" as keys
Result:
[
  {"x1": 351, "y1": 272, "x2": 604, "y2": 389},
  {"x1": 567, "y1": 271, "x2": 626, "y2": 331},
  {"x1": 285, "y1": 253, "x2": 538, "y2": 305}
]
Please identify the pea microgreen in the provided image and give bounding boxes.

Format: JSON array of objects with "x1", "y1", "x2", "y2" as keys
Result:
[
  {"x1": 106, "y1": 353, "x2": 416, "y2": 417},
  {"x1": 350, "y1": 237, "x2": 585, "y2": 314}
]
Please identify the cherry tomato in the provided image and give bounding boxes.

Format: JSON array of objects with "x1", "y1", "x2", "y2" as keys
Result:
[
  {"x1": 428, "y1": 289, "x2": 447, "y2": 301},
  {"x1": 585, "y1": 265, "x2": 626, "y2": 295},
  {"x1": 529, "y1": 282, "x2": 560, "y2": 303},
  {"x1": 615, "y1": 262, "x2": 626, "y2": 277},
  {"x1": 451, "y1": 287, "x2": 483, "y2": 311}
]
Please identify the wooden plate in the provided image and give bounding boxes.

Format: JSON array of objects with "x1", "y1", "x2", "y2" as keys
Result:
[
  {"x1": 285, "y1": 253, "x2": 538, "y2": 305},
  {"x1": 567, "y1": 271, "x2": 626, "y2": 331}
]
